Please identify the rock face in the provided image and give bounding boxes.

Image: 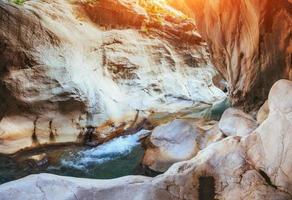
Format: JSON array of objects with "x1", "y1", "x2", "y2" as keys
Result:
[
  {"x1": 219, "y1": 108, "x2": 258, "y2": 137},
  {"x1": 81, "y1": 0, "x2": 148, "y2": 28},
  {"x1": 1, "y1": 80, "x2": 291, "y2": 200},
  {"x1": 142, "y1": 119, "x2": 222, "y2": 172},
  {"x1": 169, "y1": 0, "x2": 292, "y2": 110},
  {"x1": 0, "y1": 0, "x2": 225, "y2": 153}
]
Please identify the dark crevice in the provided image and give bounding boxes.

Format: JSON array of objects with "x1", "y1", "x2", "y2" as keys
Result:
[
  {"x1": 32, "y1": 116, "x2": 39, "y2": 144},
  {"x1": 49, "y1": 120, "x2": 55, "y2": 142},
  {"x1": 258, "y1": 169, "x2": 277, "y2": 189},
  {"x1": 134, "y1": 164, "x2": 162, "y2": 177},
  {"x1": 84, "y1": 126, "x2": 96, "y2": 145},
  {"x1": 199, "y1": 176, "x2": 216, "y2": 200}
]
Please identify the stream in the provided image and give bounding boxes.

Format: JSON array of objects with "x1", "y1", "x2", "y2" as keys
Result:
[
  {"x1": 0, "y1": 130, "x2": 149, "y2": 184},
  {"x1": 0, "y1": 98, "x2": 230, "y2": 185}
]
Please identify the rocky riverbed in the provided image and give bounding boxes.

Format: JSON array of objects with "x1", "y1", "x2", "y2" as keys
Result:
[{"x1": 0, "y1": 0, "x2": 291, "y2": 200}]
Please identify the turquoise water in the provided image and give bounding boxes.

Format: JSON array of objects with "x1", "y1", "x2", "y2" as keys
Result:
[
  {"x1": 0, "y1": 99, "x2": 230, "y2": 185},
  {"x1": 0, "y1": 131, "x2": 148, "y2": 184}
]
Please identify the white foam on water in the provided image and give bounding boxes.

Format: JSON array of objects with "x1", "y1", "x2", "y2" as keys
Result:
[{"x1": 61, "y1": 130, "x2": 150, "y2": 170}]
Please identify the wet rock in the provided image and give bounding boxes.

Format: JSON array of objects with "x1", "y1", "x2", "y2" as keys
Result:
[
  {"x1": 24, "y1": 153, "x2": 49, "y2": 169},
  {"x1": 219, "y1": 108, "x2": 258, "y2": 137}
]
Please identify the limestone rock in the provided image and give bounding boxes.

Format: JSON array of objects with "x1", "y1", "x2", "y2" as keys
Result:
[
  {"x1": 169, "y1": 0, "x2": 292, "y2": 110},
  {"x1": 218, "y1": 108, "x2": 258, "y2": 137},
  {"x1": 142, "y1": 119, "x2": 223, "y2": 172},
  {"x1": 245, "y1": 79, "x2": 292, "y2": 195},
  {"x1": 0, "y1": 174, "x2": 154, "y2": 200},
  {"x1": 142, "y1": 119, "x2": 199, "y2": 172},
  {"x1": 0, "y1": 0, "x2": 225, "y2": 153}
]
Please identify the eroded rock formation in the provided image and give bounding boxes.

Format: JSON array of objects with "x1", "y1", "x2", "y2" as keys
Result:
[
  {"x1": 0, "y1": 0, "x2": 225, "y2": 153},
  {"x1": 1, "y1": 1, "x2": 291, "y2": 200},
  {"x1": 169, "y1": 0, "x2": 292, "y2": 110}
]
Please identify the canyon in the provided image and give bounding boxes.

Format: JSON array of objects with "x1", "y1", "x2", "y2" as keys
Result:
[
  {"x1": 0, "y1": 0, "x2": 225, "y2": 154},
  {"x1": 0, "y1": 0, "x2": 291, "y2": 199}
]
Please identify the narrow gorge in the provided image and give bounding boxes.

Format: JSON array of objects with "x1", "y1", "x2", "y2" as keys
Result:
[{"x1": 0, "y1": 0, "x2": 291, "y2": 199}]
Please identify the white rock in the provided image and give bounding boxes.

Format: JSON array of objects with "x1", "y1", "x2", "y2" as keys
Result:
[
  {"x1": 245, "y1": 79, "x2": 292, "y2": 195},
  {"x1": 219, "y1": 108, "x2": 258, "y2": 137},
  {"x1": 142, "y1": 119, "x2": 223, "y2": 172},
  {"x1": 142, "y1": 119, "x2": 199, "y2": 172}
]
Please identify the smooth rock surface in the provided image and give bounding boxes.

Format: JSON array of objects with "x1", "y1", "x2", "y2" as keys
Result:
[
  {"x1": 219, "y1": 108, "x2": 258, "y2": 137},
  {"x1": 245, "y1": 79, "x2": 292, "y2": 195},
  {"x1": 142, "y1": 119, "x2": 198, "y2": 172},
  {"x1": 142, "y1": 119, "x2": 223, "y2": 172}
]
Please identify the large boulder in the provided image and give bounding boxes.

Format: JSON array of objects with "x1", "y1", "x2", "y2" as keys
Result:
[
  {"x1": 81, "y1": 0, "x2": 149, "y2": 28},
  {"x1": 142, "y1": 119, "x2": 223, "y2": 172},
  {"x1": 219, "y1": 108, "x2": 258, "y2": 137}
]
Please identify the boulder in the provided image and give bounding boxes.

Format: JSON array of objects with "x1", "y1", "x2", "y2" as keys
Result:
[
  {"x1": 142, "y1": 119, "x2": 199, "y2": 172},
  {"x1": 142, "y1": 119, "x2": 223, "y2": 172},
  {"x1": 219, "y1": 108, "x2": 258, "y2": 137},
  {"x1": 81, "y1": 0, "x2": 148, "y2": 28},
  {"x1": 245, "y1": 79, "x2": 292, "y2": 194}
]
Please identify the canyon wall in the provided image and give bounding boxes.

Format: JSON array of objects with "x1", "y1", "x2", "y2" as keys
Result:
[
  {"x1": 0, "y1": 0, "x2": 225, "y2": 153},
  {"x1": 169, "y1": 0, "x2": 292, "y2": 110}
]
